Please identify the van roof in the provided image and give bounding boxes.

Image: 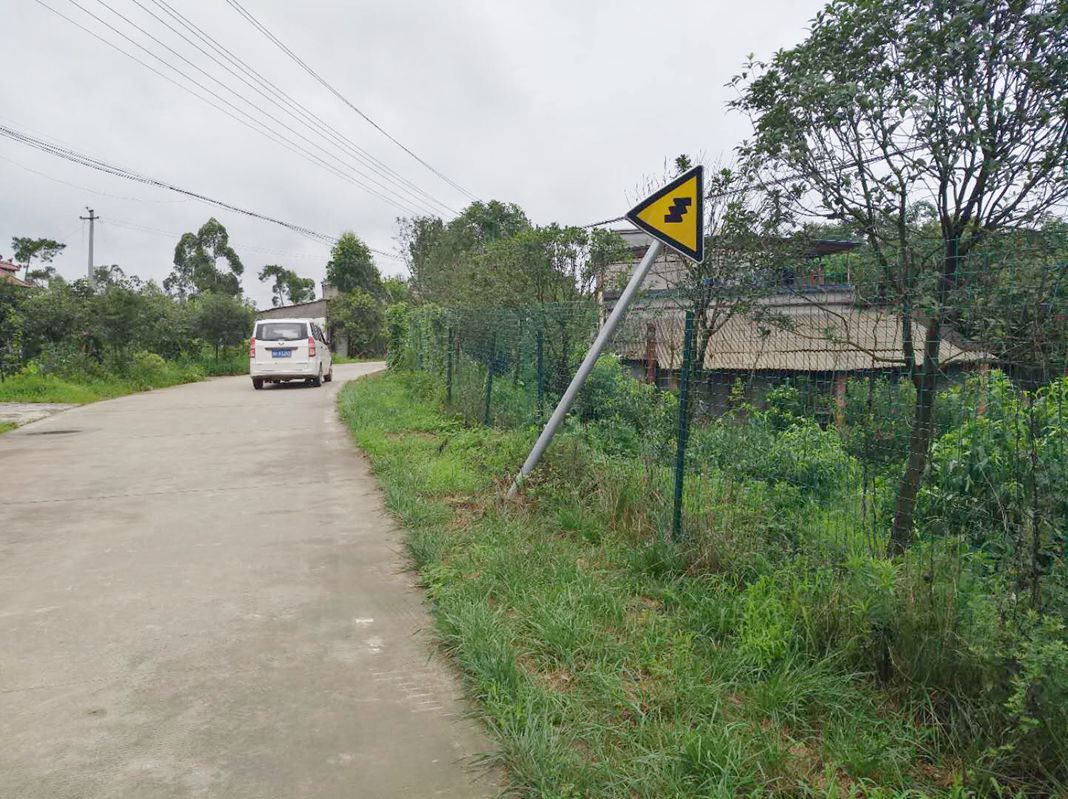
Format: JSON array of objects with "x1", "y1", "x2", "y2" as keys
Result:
[{"x1": 256, "y1": 318, "x2": 315, "y2": 325}]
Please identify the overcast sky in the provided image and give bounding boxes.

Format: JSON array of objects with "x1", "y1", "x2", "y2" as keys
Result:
[{"x1": 2, "y1": 0, "x2": 825, "y2": 309}]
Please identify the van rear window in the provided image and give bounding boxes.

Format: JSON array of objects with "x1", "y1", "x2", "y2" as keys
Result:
[{"x1": 256, "y1": 322, "x2": 307, "y2": 341}]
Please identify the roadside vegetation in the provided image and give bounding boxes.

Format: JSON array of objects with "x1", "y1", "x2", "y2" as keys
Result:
[
  {"x1": 356, "y1": 1, "x2": 1068, "y2": 793},
  {"x1": 0, "y1": 352, "x2": 248, "y2": 404},
  {"x1": 0, "y1": 220, "x2": 402, "y2": 403},
  {"x1": 343, "y1": 368, "x2": 1068, "y2": 797},
  {"x1": 0, "y1": 273, "x2": 253, "y2": 404}
]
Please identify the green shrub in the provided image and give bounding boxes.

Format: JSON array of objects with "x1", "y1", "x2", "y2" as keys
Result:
[
  {"x1": 841, "y1": 376, "x2": 916, "y2": 469},
  {"x1": 918, "y1": 376, "x2": 1068, "y2": 563},
  {"x1": 688, "y1": 413, "x2": 856, "y2": 503},
  {"x1": 1003, "y1": 614, "x2": 1068, "y2": 770},
  {"x1": 385, "y1": 302, "x2": 411, "y2": 369},
  {"x1": 576, "y1": 355, "x2": 660, "y2": 425}
]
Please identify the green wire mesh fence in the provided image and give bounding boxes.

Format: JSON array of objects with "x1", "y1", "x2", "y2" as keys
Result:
[
  {"x1": 400, "y1": 233, "x2": 1068, "y2": 612},
  {"x1": 407, "y1": 302, "x2": 601, "y2": 428},
  {"x1": 393, "y1": 230, "x2": 1068, "y2": 783}
]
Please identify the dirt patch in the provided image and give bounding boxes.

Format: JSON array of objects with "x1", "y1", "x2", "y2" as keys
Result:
[
  {"x1": 443, "y1": 494, "x2": 484, "y2": 530},
  {"x1": 0, "y1": 403, "x2": 77, "y2": 427}
]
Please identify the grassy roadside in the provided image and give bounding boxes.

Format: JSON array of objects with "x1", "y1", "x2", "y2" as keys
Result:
[
  {"x1": 0, "y1": 422, "x2": 15, "y2": 435},
  {"x1": 0, "y1": 352, "x2": 378, "y2": 405},
  {"x1": 0, "y1": 353, "x2": 248, "y2": 404},
  {"x1": 332, "y1": 354, "x2": 384, "y2": 365},
  {"x1": 339, "y1": 370, "x2": 975, "y2": 799}
]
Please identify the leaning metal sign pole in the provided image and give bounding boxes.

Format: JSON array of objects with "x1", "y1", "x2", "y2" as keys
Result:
[
  {"x1": 505, "y1": 238, "x2": 663, "y2": 499},
  {"x1": 506, "y1": 166, "x2": 704, "y2": 499}
]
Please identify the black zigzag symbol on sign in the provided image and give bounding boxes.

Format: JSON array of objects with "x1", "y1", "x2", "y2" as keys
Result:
[{"x1": 664, "y1": 196, "x2": 692, "y2": 223}]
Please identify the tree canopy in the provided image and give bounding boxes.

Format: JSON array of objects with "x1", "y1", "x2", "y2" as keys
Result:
[
  {"x1": 190, "y1": 291, "x2": 256, "y2": 357},
  {"x1": 400, "y1": 201, "x2": 531, "y2": 304},
  {"x1": 327, "y1": 289, "x2": 384, "y2": 356},
  {"x1": 326, "y1": 232, "x2": 382, "y2": 296},
  {"x1": 731, "y1": 0, "x2": 1068, "y2": 553},
  {"x1": 381, "y1": 275, "x2": 410, "y2": 304},
  {"x1": 258, "y1": 264, "x2": 316, "y2": 307},
  {"x1": 165, "y1": 218, "x2": 245, "y2": 299},
  {"x1": 398, "y1": 200, "x2": 625, "y2": 307},
  {"x1": 11, "y1": 237, "x2": 66, "y2": 285}
]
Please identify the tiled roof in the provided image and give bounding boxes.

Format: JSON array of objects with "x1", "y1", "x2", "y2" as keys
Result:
[
  {"x1": 0, "y1": 260, "x2": 31, "y2": 287},
  {"x1": 615, "y1": 303, "x2": 989, "y2": 373}
]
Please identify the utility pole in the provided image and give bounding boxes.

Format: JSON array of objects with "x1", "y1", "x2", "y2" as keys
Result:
[{"x1": 79, "y1": 207, "x2": 99, "y2": 286}]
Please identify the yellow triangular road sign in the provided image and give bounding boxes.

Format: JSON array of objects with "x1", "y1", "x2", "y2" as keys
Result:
[{"x1": 625, "y1": 166, "x2": 704, "y2": 262}]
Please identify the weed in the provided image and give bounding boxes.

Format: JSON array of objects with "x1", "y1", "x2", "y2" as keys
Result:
[{"x1": 337, "y1": 371, "x2": 1058, "y2": 797}]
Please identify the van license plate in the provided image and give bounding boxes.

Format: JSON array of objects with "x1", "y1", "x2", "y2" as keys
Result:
[{"x1": 271, "y1": 349, "x2": 292, "y2": 358}]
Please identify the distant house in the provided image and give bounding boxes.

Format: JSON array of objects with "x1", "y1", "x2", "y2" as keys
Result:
[
  {"x1": 0, "y1": 258, "x2": 31, "y2": 288},
  {"x1": 256, "y1": 282, "x2": 347, "y2": 354},
  {"x1": 602, "y1": 228, "x2": 988, "y2": 417}
]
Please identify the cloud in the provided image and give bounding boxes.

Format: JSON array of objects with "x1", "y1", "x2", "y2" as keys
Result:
[{"x1": 0, "y1": 0, "x2": 823, "y2": 309}]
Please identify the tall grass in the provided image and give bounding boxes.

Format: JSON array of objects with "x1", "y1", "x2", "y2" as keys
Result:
[
  {"x1": 0, "y1": 348, "x2": 249, "y2": 404},
  {"x1": 339, "y1": 370, "x2": 1058, "y2": 797}
]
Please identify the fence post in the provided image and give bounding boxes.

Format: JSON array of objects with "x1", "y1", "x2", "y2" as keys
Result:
[
  {"x1": 536, "y1": 329, "x2": 545, "y2": 419},
  {"x1": 415, "y1": 318, "x2": 423, "y2": 371},
  {"x1": 672, "y1": 310, "x2": 696, "y2": 542},
  {"x1": 484, "y1": 332, "x2": 496, "y2": 426},
  {"x1": 833, "y1": 373, "x2": 847, "y2": 429},
  {"x1": 513, "y1": 318, "x2": 523, "y2": 387},
  {"x1": 645, "y1": 322, "x2": 658, "y2": 384},
  {"x1": 445, "y1": 326, "x2": 454, "y2": 404}
]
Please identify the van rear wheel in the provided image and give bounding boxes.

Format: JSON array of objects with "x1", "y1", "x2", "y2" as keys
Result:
[
  {"x1": 311, "y1": 367, "x2": 323, "y2": 388},
  {"x1": 252, "y1": 378, "x2": 264, "y2": 390}
]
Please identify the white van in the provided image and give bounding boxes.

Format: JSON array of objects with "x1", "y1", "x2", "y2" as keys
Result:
[{"x1": 249, "y1": 318, "x2": 333, "y2": 390}]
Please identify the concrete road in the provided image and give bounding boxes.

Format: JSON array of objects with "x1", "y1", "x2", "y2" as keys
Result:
[{"x1": 0, "y1": 364, "x2": 495, "y2": 798}]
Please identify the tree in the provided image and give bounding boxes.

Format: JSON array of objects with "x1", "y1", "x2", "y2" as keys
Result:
[
  {"x1": 587, "y1": 227, "x2": 629, "y2": 297},
  {"x1": 165, "y1": 218, "x2": 244, "y2": 299},
  {"x1": 93, "y1": 265, "x2": 138, "y2": 289},
  {"x1": 26, "y1": 265, "x2": 58, "y2": 285},
  {"x1": 11, "y1": 237, "x2": 65, "y2": 285},
  {"x1": 396, "y1": 215, "x2": 445, "y2": 300},
  {"x1": 327, "y1": 289, "x2": 384, "y2": 356},
  {"x1": 399, "y1": 201, "x2": 531, "y2": 304},
  {"x1": 19, "y1": 279, "x2": 88, "y2": 360},
  {"x1": 258, "y1": 264, "x2": 316, "y2": 307},
  {"x1": 92, "y1": 281, "x2": 150, "y2": 364},
  {"x1": 189, "y1": 292, "x2": 255, "y2": 358},
  {"x1": 957, "y1": 224, "x2": 1068, "y2": 385},
  {"x1": 398, "y1": 201, "x2": 622, "y2": 308},
  {"x1": 675, "y1": 157, "x2": 796, "y2": 379},
  {"x1": 0, "y1": 283, "x2": 24, "y2": 379},
  {"x1": 731, "y1": 0, "x2": 1068, "y2": 554},
  {"x1": 326, "y1": 232, "x2": 382, "y2": 296},
  {"x1": 382, "y1": 275, "x2": 410, "y2": 305},
  {"x1": 137, "y1": 283, "x2": 194, "y2": 361}
]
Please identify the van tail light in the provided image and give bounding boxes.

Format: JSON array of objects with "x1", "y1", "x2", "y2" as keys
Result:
[
  {"x1": 249, "y1": 337, "x2": 255, "y2": 358},
  {"x1": 308, "y1": 336, "x2": 316, "y2": 357}
]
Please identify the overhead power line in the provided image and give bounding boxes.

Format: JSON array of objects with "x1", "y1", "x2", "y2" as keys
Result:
[
  {"x1": 0, "y1": 152, "x2": 191, "y2": 203},
  {"x1": 0, "y1": 123, "x2": 401, "y2": 261},
  {"x1": 140, "y1": 0, "x2": 459, "y2": 217},
  {"x1": 581, "y1": 145, "x2": 931, "y2": 229},
  {"x1": 98, "y1": 0, "x2": 456, "y2": 216},
  {"x1": 80, "y1": 0, "x2": 440, "y2": 217},
  {"x1": 225, "y1": 0, "x2": 479, "y2": 202},
  {"x1": 103, "y1": 217, "x2": 335, "y2": 261},
  {"x1": 35, "y1": 0, "x2": 434, "y2": 218}
]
